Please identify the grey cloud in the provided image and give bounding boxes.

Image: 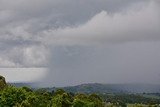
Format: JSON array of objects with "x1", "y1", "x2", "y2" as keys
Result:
[
  {"x1": 0, "y1": 0, "x2": 160, "y2": 86},
  {"x1": 43, "y1": 41, "x2": 160, "y2": 87},
  {"x1": 0, "y1": 0, "x2": 149, "y2": 67},
  {"x1": 42, "y1": 1, "x2": 160, "y2": 46},
  {"x1": 0, "y1": 0, "x2": 147, "y2": 33},
  {"x1": 0, "y1": 44, "x2": 49, "y2": 67}
]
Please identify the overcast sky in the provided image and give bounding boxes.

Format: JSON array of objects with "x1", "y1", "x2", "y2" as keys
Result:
[{"x1": 0, "y1": 0, "x2": 160, "y2": 87}]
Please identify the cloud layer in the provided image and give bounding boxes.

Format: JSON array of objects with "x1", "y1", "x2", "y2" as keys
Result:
[
  {"x1": 42, "y1": 1, "x2": 160, "y2": 45},
  {"x1": 0, "y1": 0, "x2": 151, "y2": 67},
  {"x1": 0, "y1": 0, "x2": 160, "y2": 86}
]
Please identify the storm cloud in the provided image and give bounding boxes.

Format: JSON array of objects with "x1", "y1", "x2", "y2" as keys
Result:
[
  {"x1": 42, "y1": 1, "x2": 160, "y2": 45},
  {"x1": 0, "y1": 0, "x2": 147, "y2": 67},
  {"x1": 0, "y1": 0, "x2": 160, "y2": 86}
]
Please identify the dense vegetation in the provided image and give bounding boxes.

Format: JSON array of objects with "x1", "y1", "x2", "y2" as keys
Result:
[
  {"x1": 101, "y1": 93, "x2": 160, "y2": 107},
  {"x1": 1, "y1": 86, "x2": 160, "y2": 107},
  {"x1": 0, "y1": 75, "x2": 7, "y2": 90},
  {"x1": 0, "y1": 85, "x2": 104, "y2": 107},
  {"x1": 0, "y1": 76, "x2": 160, "y2": 107}
]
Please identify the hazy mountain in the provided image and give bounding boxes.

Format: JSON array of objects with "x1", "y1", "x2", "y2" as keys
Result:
[
  {"x1": 62, "y1": 83, "x2": 160, "y2": 93},
  {"x1": 10, "y1": 83, "x2": 160, "y2": 93}
]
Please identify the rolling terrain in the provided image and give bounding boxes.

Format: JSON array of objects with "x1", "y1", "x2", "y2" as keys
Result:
[{"x1": 10, "y1": 83, "x2": 160, "y2": 93}]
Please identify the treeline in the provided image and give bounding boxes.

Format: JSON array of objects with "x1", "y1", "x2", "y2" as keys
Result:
[
  {"x1": 0, "y1": 85, "x2": 104, "y2": 107},
  {"x1": 0, "y1": 75, "x2": 160, "y2": 107},
  {"x1": 101, "y1": 93, "x2": 160, "y2": 106}
]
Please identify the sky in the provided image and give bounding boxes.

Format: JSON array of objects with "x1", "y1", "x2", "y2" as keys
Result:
[{"x1": 0, "y1": 0, "x2": 160, "y2": 87}]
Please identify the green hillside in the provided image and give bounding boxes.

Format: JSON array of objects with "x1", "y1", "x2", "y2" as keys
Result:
[{"x1": 63, "y1": 83, "x2": 160, "y2": 94}]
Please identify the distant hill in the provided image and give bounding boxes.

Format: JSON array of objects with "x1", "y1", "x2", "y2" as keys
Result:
[
  {"x1": 9, "y1": 83, "x2": 160, "y2": 93},
  {"x1": 62, "y1": 83, "x2": 160, "y2": 93}
]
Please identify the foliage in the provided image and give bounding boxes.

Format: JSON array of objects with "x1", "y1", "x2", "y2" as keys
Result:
[
  {"x1": 0, "y1": 86, "x2": 27, "y2": 106},
  {"x1": 0, "y1": 75, "x2": 7, "y2": 90},
  {"x1": 101, "y1": 93, "x2": 160, "y2": 107},
  {"x1": 0, "y1": 77, "x2": 159, "y2": 107},
  {"x1": 49, "y1": 89, "x2": 72, "y2": 107},
  {"x1": 0, "y1": 86, "x2": 104, "y2": 107}
]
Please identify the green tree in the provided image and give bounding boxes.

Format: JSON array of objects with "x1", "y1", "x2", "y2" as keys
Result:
[
  {"x1": 73, "y1": 93, "x2": 104, "y2": 107},
  {"x1": 88, "y1": 93, "x2": 104, "y2": 107},
  {"x1": 22, "y1": 86, "x2": 33, "y2": 92},
  {"x1": 0, "y1": 86, "x2": 27, "y2": 107},
  {"x1": 50, "y1": 89, "x2": 72, "y2": 107},
  {"x1": 34, "y1": 89, "x2": 52, "y2": 107},
  {"x1": 0, "y1": 75, "x2": 7, "y2": 90}
]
